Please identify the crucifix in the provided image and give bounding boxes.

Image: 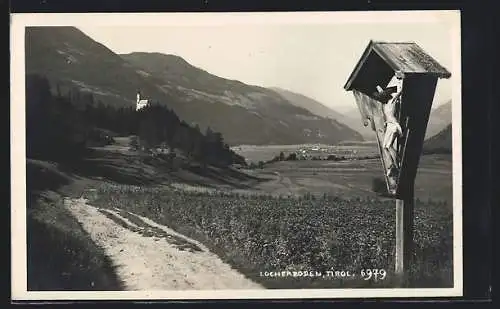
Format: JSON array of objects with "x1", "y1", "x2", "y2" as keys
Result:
[{"x1": 344, "y1": 41, "x2": 451, "y2": 286}]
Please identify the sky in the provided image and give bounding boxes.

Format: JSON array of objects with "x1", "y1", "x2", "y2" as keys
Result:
[{"x1": 77, "y1": 13, "x2": 456, "y2": 113}]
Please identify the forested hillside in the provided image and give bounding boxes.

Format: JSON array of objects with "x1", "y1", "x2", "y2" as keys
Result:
[{"x1": 26, "y1": 74, "x2": 245, "y2": 167}]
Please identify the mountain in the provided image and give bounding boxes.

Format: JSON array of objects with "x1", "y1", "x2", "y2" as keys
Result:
[
  {"x1": 26, "y1": 27, "x2": 167, "y2": 108},
  {"x1": 423, "y1": 124, "x2": 452, "y2": 153},
  {"x1": 269, "y1": 87, "x2": 347, "y2": 122},
  {"x1": 339, "y1": 99, "x2": 452, "y2": 141},
  {"x1": 122, "y1": 52, "x2": 364, "y2": 145},
  {"x1": 340, "y1": 108, "x2": 378, "y2": 140},
  {"x1": 270, "y1": 87, "x2": 377, "y2": 141},
  {"x1": 26, "y1": 26, "x2": 363, "y2": 146},
  {"x1": 426, "y1": 100, "x2": 452, "y2": 139}
]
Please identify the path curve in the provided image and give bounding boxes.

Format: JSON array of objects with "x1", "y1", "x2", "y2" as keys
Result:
[{"x1": 64, "y1": 197, "x2": 263, "y2": 291}]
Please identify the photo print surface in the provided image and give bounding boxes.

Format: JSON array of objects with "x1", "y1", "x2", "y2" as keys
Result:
[{"x1": 11, "y1": 10, "x2": 462, "y2": 300}]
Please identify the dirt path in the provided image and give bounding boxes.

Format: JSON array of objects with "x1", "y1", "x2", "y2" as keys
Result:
[{"x1": 64, "y1": 197, "x2": 263, "y2": 291}]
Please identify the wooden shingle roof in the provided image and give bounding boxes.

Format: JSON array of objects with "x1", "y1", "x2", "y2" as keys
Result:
[{"x1": 344, "y1": 40, "x2": 451, "y2": 91}]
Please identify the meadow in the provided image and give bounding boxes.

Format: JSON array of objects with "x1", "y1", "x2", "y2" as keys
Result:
[
  {"x1": 84, "y1": 143, "x2": 453, "y2": 289},
  {"x1": 89, "y1": 182, "x2": 453, "y2": 289},
  {"x1": 247, "y1": 153, "x2": 453, "y2": 206},
  {"x1": 27, "y1": 139, "x2": 453, "y2": 290}
]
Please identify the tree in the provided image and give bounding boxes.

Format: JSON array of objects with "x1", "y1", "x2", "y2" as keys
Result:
[
  {"x1": 138, "y1": 109, "x2": 161, "y2": 150},
  {"x1": 56, "y1": 83, "x2": 62, "y2": 98},
  {"x1": 26, "y1": 75, "x2": 52, "y2": 158},
  {"x1": 26, "y1": 74, "x2": 89, "y2": 161},
  {"x1": 25, "y1": 76, "x2": 245, "y2": 168},
  {"x1": 172, "y1": 125, "x2": 187, "y2": 151},
  {"x1": 286, "y1": 153, "x2": 297, "y2": 161},
  {"x1": 190, "y1": 128, "x2": 204, "y2": 160}
]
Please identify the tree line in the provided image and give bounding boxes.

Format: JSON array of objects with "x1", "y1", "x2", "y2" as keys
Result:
[{"x1": 26, "y1": 74, "x2": 246, "y2": 167}]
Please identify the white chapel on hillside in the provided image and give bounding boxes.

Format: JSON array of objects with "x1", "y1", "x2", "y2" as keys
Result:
[{"x1": 136, "y1": 91, "x2": 149, "y2": 111}]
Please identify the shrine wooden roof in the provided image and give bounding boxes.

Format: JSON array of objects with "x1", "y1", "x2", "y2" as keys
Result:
[{"x1": 344, "y1": 41, "x2": 451, "y2": 91}]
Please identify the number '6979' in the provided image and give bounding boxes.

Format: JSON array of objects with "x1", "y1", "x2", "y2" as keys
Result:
[{"x1": 360, "y1": 269, "x2": 387, "y2": 281}]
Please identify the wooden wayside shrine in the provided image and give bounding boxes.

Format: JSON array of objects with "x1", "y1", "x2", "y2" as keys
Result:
[{"x1": 344, "y1": 40, "x2": 451, "y2": 286}]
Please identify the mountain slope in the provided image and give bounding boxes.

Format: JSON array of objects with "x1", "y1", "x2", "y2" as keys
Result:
[
  {"x1": 26, "y1": 26, "x2": 363, "y2": 146},
  {"x1": 334, "y1": 108, "x2": 377, "y2": 140},
  {"x1": 25, "y1": 27, "x2": 183, "y2": 109},
  {"x1": 120, "y1": 52, "x2": 364, "y2": 144},
  {"x1": 269, "y1": 87, "x2": 370, "y2": 139},
  {"x1": 426, "y1": 100, "x2": 452, "y2": 139},
  {"x1": 270, "y1": 87, "x2": 379, "y2": 141},
  {"x1": 340, "y1": 99, "x2": 452, "y2": 141},
  {"x1": 269, "y1": 87, "x2": 346, "y2": 121},
  {"x1": 423, "y1": 124, "x2": 452, "y2": 153}
]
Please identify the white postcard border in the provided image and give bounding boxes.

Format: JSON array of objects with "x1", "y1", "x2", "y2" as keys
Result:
[{"x1": 10, "y1": 10, "x2": 463, "y2": 300}]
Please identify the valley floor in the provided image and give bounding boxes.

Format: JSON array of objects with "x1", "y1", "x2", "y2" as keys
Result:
[{"x1": 24, "y1": 137, "x2": 454, "y2": 291}]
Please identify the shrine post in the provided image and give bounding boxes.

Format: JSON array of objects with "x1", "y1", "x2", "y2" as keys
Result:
[{"x1": 343, "y1": 40, "x2": 451, "y2": 287}]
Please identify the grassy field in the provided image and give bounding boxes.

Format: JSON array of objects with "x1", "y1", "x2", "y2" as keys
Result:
[
  {"x1": 88, "y1": 182, "x2": 453, "y2": 289},
  {"x1": 245, "y1": 154, "x2": 453, "y2": 206},
  {"x1": 26, "y1": 138, "x2": 453, "y2": 290},
  {"x1": 86, "y1": 143, "x2": 453, "y2": 288}
]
